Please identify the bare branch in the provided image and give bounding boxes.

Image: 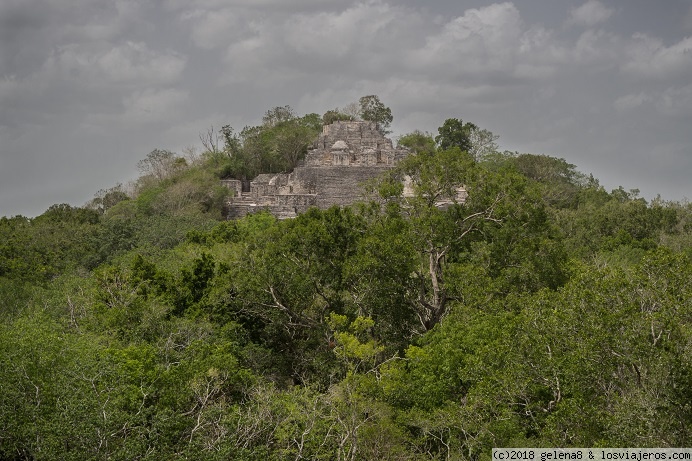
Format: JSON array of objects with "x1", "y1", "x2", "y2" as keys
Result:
[{"x1": 199, "y1": 125, "x2": 221, "y2": 154}]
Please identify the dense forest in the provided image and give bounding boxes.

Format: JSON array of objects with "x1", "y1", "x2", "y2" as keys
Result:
[{"x1": 1, "y1": 99, "x2": 690, "y2": 460}]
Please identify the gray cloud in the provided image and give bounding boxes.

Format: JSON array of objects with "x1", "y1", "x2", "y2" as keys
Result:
[
  {"x1": 1, "y1": 0, "x2": 691, "y2": 217},
  {"x1": 622, "y1": 34, "x2": 692, "y2": 81},
  {"x1": 567, "y1": 0, "x2": 615, "y2": 27}
]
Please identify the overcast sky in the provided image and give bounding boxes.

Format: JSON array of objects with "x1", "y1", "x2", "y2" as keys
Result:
[{"x1": 2, "y1": 0, "x2": 691, "y2": 217}]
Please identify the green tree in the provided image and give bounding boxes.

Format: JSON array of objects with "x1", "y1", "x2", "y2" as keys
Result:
[
  {"x1": 323, "y1": 109, "x2": 354, "y2": 125},
  {"x1": 221, "y1": 124, "x2": 242, "y2": 157},
  {"x1": 203, "y1": 108, "x2": 322, "y2": 181},
  {"x1": 88, "y1": 184, "x2": 130, "y2": 214},
  {"x1": 397, "y1": 130, "x2": 436, "y2": 155},
  {"x1": 137, "y1": 149, "x2": 184, "y2": 180},
  {"x1": 0, "y1": 206, "x2": 103, "y2": 281},
  {"x1": 435, "y1": 118, "x2": 474, "y2": 151},
  {"x1": 359, "y1": 95, "x2": 393, "y2": 134},
  {"x1": 262, "y1": 105, "x2": 296, "y2": 127},
  {"x1": 232, "y1": 109, "x2": 322, "y2": 177},
  {"x1": 273, "y1": 114, "x2": 321, "y2": 170},
  {"x1": 231, "y1": 207, "x2": 367, "y2": 384},
  {"x1": 376, "y1": 147, "x2": 563, "y2": 332},
  {"x1": 378, "y1": 149, "x2": 482, "y2": 330},
  {"x1": 468, "y1": 125, "x2": 500, "y2": 161},
  {"x1": 510, "y1": 154, "x2": 587, "y2": 208}
]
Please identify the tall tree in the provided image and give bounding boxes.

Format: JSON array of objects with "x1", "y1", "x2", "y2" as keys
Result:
[
  {"x1": 262, "y1": 105, "x2": 296, "y2": 127},
  {"x1": 358, "y1": 95, "x2": 393, "y2": 134},
  {"x1": 397, "y1": 130, "x2": 436, "y2": 155},
  {"x1": 435, "y1": 118, "x2": 474, "y2": 152},
  {"x1": 468, "y1": 125, "x2": 500, "y2": 160},
  {"x1": 375, "y1": 147, "x2": 560, "y2": 332},
  {"x1": 137, "y1": 149, "x2": 184, "y2": 180}
]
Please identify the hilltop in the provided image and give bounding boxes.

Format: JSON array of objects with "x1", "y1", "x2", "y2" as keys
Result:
[{"x1": 0, "y1": 99, "x2": 690, "y2": 459}]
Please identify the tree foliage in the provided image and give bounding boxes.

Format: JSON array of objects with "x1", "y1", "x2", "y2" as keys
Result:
[
  {"x1": 359, "y1": 95, "x2": 393, "y2": 134},
  {"x1": 211, "y1": 106, "x2": 322, "y2": 180},
  {"x1": 1, "y1": 109, "x2": 690, "y2": 459},
  {"x1": 322, "y1": 109, "x2": 354, "y2": 125},
  {"x1": 435, "y1": 118, "x2": 474, "y2": 151},
  {"x1": 397, "y1": 130, "x2": 436, "y2": 155}
]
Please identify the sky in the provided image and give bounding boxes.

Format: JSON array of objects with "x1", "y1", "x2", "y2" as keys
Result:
[{"x1": 1, "y1": 0, "x2": 691, "y2": 217}]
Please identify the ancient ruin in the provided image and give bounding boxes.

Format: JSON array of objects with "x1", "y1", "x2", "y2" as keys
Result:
[{"x1": 223, "y1": 121, "x2": 409, "y2": 219}]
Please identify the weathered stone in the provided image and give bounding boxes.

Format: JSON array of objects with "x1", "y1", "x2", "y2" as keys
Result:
[{"x1": 224, "y1": 121, "x2": 409, "y2": 219}]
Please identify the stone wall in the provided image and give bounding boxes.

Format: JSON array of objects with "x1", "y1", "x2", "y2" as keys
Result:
[
  {"x1": 220, "y1": 179, "x2": 242, "y2": 197},
  {"x1": 306, "y1": 121, "x2": 406, "y2": 167}
]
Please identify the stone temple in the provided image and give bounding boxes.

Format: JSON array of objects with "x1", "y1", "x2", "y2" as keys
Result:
[{"x1": 223, "y1": 121, "x2": 410, "y2": 219}]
